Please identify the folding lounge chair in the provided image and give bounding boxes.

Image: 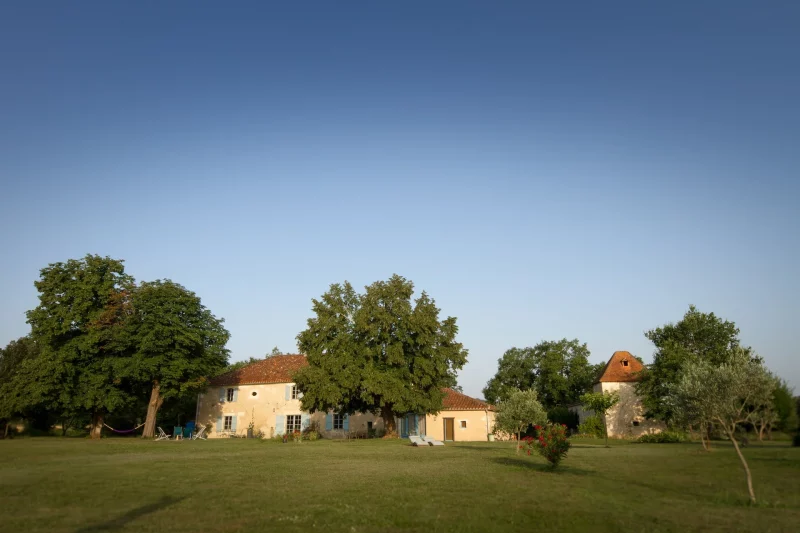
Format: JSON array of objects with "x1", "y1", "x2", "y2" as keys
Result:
[
  {"x1": 192, "y1": 426, "x2": 207, "y2": 440},
  {"x1": 155, "y1": 427, "x2": 171, "y2": 441},
  {"x1": 409, "y1": 435, "x2": 429, "y2": 446},
  {"x1": 421, "y1": 435, "x2": 444, "y2": 446}
]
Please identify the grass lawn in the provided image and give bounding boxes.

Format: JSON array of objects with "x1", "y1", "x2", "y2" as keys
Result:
[{"x1": 1, "y1": 437, "x2": 798, "y2": 532}]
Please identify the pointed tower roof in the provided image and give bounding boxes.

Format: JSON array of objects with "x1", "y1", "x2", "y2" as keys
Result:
[{"x1": 596, "y1": 351, "x2": 644, "y2": 383}]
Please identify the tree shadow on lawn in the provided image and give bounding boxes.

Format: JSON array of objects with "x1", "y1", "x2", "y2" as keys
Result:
[
  {"x1": 74, "y1": 495, "x2": 185, "y2": 532},
  {"x1": 491, "y1": 457, "x2": 593, "y2": 476},
  {"x1": 452, "y1": 445, "x2": 502, "y2": 452}
]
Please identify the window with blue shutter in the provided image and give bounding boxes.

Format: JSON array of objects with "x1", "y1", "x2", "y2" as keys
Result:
[
  {"x1": 285, "y1": 385, "x2": 291, "y2": 401},
  {"x1": 216, "y1": 416, "x2": 223, "y2": 433},
  {"x1": 219, "y1": 388, "x2": 226, "y2": 403},
  {"x1": 325, "y1": 413, "x2": 333, "y2": 431},
  {"x1": 342, "y1": 414, "x2": 350, "y2": 431},
  {"x1": 230, "y1": 415, "x2": 237, "y2": 433},
  {"x1": 232, "y1": 389, "x2": 239, "y2": 402},
  {"x1": 275, "y1": 415, "x2": 285, "y2": 435},
  {"x1": 301, "y1": 414, "x2": 310, "y2": 431}
]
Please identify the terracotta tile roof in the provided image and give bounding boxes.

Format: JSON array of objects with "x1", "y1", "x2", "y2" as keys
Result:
[
  {"x1": 441, "y1": 388, "x2": 494, "y2": 411},
  {"x1": 597, "y1": 351, "x2": 645, "y2": 383},
  {"x1": 210, "y1": 354, "x2": 308, "y2": 386}
]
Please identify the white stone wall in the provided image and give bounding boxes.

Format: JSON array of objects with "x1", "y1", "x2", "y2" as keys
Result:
[{"x1": 572, "y1": 382, "x2": 664, "y2": 439}]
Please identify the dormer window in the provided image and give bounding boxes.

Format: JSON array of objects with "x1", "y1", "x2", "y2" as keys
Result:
[{"x1": 622, "y1": 360, "x2": 629, "y2": 367}]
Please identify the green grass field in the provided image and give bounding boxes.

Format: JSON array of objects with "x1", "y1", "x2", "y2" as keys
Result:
[{"x1": 1, "y1": 437, "x2": 798, "y2": 532}]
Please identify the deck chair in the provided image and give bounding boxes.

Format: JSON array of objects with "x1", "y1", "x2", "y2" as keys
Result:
[
  {"x1": 173, "y1": 426, "x2": 183, "y2": 441},
  {"x1": 421, "y1": 435, "x2": 444, "y2": 446},
  {"x1": 155, "y1": 427, "x2": 171, "y2": 441},
  {"x1": 409, "y1": 435, "x2": 429, "y2": 446},
  {"x1": 192, "y1": 426, "x2": 207, "y2": 440}
]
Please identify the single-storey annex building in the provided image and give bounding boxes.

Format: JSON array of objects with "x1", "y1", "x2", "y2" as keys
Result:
[{"x1": 196, "y1": 354, "x2": 495, "y2": 441}]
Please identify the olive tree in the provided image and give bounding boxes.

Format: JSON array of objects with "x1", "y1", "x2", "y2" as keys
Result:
[
  {"x1": 493, "y1": 389, "x2": 547, "y2": 454},
  {"x1": 667, "y1": 348, "x2": 774, "y2": 503}
]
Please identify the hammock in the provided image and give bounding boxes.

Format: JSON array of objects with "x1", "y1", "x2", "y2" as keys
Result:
[{"x1": 103, "y1": 422, "x2": 146, "y2": 434}]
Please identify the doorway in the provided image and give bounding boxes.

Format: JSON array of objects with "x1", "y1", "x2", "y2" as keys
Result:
[{"x1": 444, "y1": 418, "x2": 455, "y2": 441}]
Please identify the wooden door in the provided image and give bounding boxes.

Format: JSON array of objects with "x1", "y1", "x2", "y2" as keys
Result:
[{"x1": 444, "y1": 418, "x2": 455, "y2": 441}]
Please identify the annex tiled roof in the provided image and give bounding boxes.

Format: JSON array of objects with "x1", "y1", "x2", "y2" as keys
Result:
[
  {"x1": 210, "y1": 354, "x2": 308, "y2": 386},
  {"x1": 596, "y1": 351, "x2": 645, "y2": 383},
  {"x1": 441, "y1": 388, "x2": 494, "y2": 411}
]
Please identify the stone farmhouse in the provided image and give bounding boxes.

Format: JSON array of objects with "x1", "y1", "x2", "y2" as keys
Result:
[
  {"x1": 196, "y1": 354, "x2": 495, "y2": 441},
  {"x1": 573, "y1": 351, "x2": 665, "y2": 438}
]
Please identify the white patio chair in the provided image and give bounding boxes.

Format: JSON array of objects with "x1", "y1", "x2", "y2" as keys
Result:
[
  {"x1": 408, "y1": 435, "x2": 429, "y2": 446},
  {"x1": 155, "y1": 427, "x2": 171, "y2": 441},
  {"x1": 421, "y1": 435, "x2": 444, "y2": 446},
  {"x1": 191, "y1": 426, "x2": 207, "y2": 440}
]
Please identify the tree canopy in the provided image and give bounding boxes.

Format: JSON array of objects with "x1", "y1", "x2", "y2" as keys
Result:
[
  {"x1": 483, "y1": 339, "x2": 600, "y2": 408},
  {"x1": 116, "y1": 280, "x2": 230, "y2": 438},
  {"x1": 294, "y1": 275, "x2": 468, "y2": 433},
  {"x1": 24, "y1": 255, "x2": 136, "y2": 437},
  {"x1": 636, "y1": 305, "x2": 752, "y2": 423}
]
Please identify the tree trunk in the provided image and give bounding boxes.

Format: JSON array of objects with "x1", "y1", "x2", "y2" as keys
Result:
[
  {"x1": 700, "y1": 431, "x2": 709, "y2": 451},
  {"x1": 757, "y1": 424, "x2": 765, "y2": 442},
  {"x1": 603, "y1": 414, "x2": 609, "y2": 447},
  {"x1": 61, "y1": 418, "x2": 69, "y2": 437},
  {"x1": 90, "y1": 412, "x2": 104, "y2": 439},
  {"x1": 725, "y1": 426, "x2": 756, "y2": 504},
  {"x1": 380, "y1": 405, "x2": 397, "y2": 436},
  {"x1": 3, "y1": 421, "x2": 9, "y2": 439},
  {"x1": 516, "y1": 431, "x2": 521, "y2": 454},
  {"x1": 142, "y1": 380, "x2": 164, "y2": 439}
]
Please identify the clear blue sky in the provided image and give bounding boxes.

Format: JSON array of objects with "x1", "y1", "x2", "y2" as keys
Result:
[{"x1": 1, "y1": 2, "x2": 798, "y2": 398}]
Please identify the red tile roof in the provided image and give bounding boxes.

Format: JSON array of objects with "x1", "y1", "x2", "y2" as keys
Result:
[
  {"x1": 441, "y1": 388, "x2": 494, "y2": 411},
  {"x1": 210, "y1": 354, "x2": 308, "y2": 386},
  {"x1": 597, "y1": 351, "x2": 645, "y2": 383},
  {"x1": 210, "y1": 356, "x2": 492, "y2": 410}
]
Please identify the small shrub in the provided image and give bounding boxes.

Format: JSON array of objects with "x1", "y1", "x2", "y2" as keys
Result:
[
  {"x1": 523, "y1": 424, "x2": 571, "y2": 468},
  {"x1": 793, "y1": 433, "x2": 800, "y2": 447},
  {"x1": 637, "y1": 430, "x2": 688, "y2": 443},
  {"x1": 303, "y1": 430, "x2": 320, "y2": 441},
  {"x1": 577, "y1": 415, "x2": 605, "y2": 439},
  {"x1": 303, "y1": 421, "x2": 321, "y2": 441}
]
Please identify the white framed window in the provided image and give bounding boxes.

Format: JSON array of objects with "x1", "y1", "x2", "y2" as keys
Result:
[
  {"x1": 333, "y1": 413, "x2": 345, "y2": 430},
  {"x1": 286, "y1": 415, "x2": 302, "y2": 433},
  {"x1": 460, "y1": 420, "x2": 467, "y2": 429},
  {"x1": 226, "y1": 388, "x2": 235, "y2": 402},
  {"x1": 291, "y1": 385, "x2": 299, "y2": 400},
  {"x1": 224, "y1": 415, "x2": 233, "y2": 431}
]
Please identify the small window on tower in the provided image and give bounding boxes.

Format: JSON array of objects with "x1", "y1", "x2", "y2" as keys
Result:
[{"x1": 622, "y1": 360, "x2": 629, "y2": 367}]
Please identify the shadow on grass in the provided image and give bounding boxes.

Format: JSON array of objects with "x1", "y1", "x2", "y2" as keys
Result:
[
  {"x1": 491, "y1": 457, "x2": 593, "y2": 476},
  {"x1": 74, "y1": 495, "x2": 185, "y2": 532},
  {"x1": 452, "y1": 445, "x2": 502, "y2": 452}
]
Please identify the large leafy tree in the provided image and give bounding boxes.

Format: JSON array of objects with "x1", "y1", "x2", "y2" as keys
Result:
[
  {"x1": 25, "y1": 255, "x2": 136, "y2": 438},
  {"x1": 637, "y1": 305, "x2": 751, "y2": 423},
  {"x1": 482, "y1": 339, "x2": 598, "y2": 408},
  {"x1": 116, "y1": 280, "x2": 230, "y2": 438},
  {"x1": 666, "y1": 349, "x2": 774, "y2": 504},
  {"x1": 294, "y1": 275, "x2": 468, "y2": 434},
  {"x1": 0, "y1": 337, "x2": 40, "y2": 437}
]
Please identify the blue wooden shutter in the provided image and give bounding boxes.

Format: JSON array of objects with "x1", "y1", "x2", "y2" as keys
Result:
[
  {"x1": 301, "y1": 414, "x2": 310, "y2": 431},
  {"x1": 285, "y1": 385, "x2": 291, "y2": 400},
  {"x1": 343, "y1": 414, "x2": 350, "y2": 431},
  {"x1": 230, "y1": 416, "x2": 237, "y2": 432},
  {"x1": 232, "y1": 389, "x2": 239, "y2": 402},
  {"x1": 325, "y1": 413, "x2": 332, "y2": 431},
  {"x1": 275, "y1": 415, "x2": 285, "y2": 435},
  {"x1": 219, "y1": 388, "x2": 225, "y2": 403},
  {"x1": 216, "y1": 416, "x2": 222, "y2": 433}
]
